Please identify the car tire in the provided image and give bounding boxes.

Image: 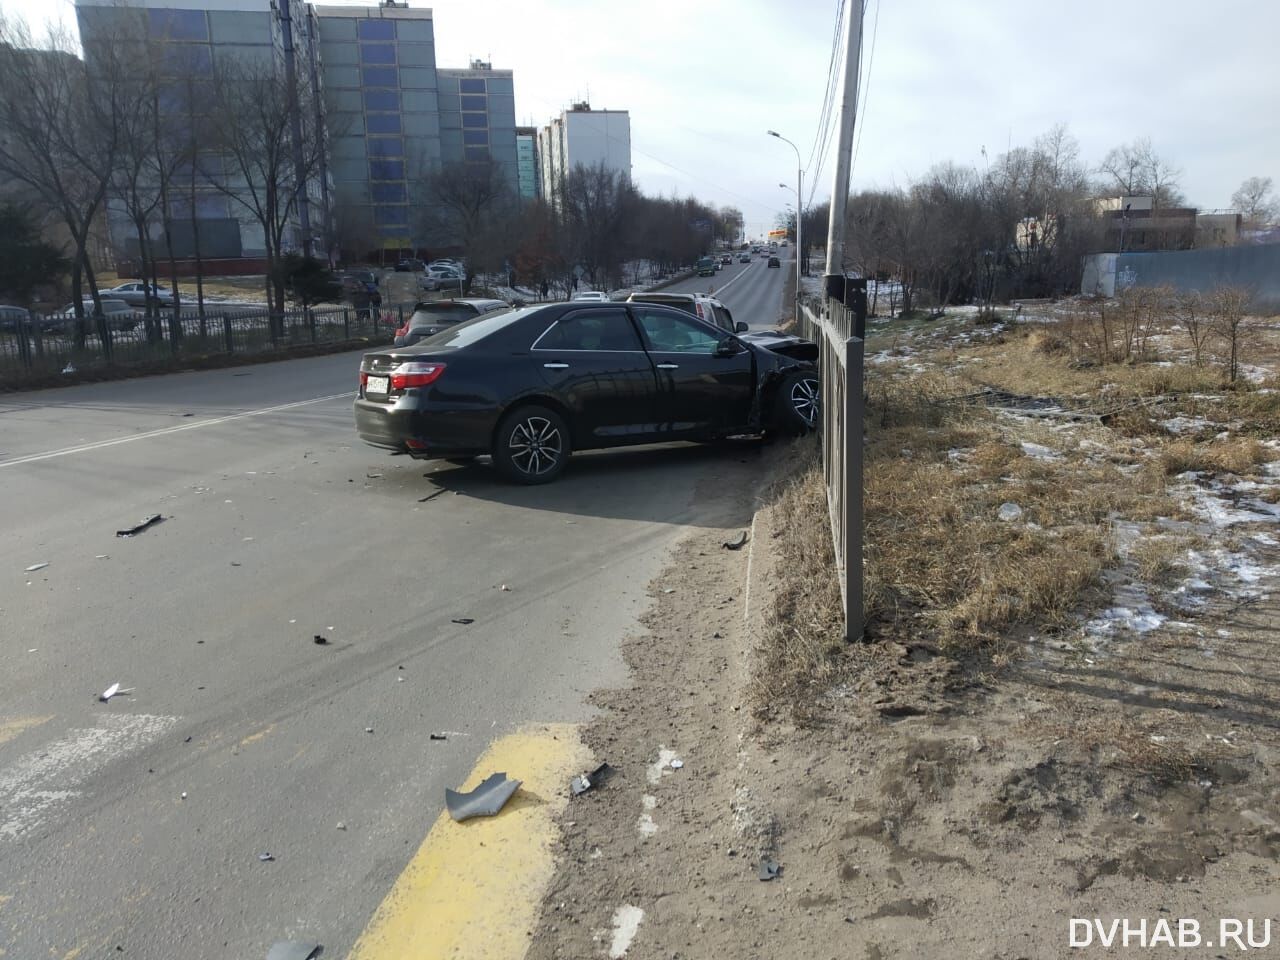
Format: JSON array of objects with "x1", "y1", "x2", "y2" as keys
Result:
[
  {"x1": 492, "y1": 405, "x2": 571, "y2": 484},
  {"x1": 772, "y1": 372, "x2": 821, "y2": 436}
]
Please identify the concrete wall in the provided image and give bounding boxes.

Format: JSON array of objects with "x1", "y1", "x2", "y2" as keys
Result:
[{"x1": 1081, "y1": 244, "x2": 1280, "y2": 312}]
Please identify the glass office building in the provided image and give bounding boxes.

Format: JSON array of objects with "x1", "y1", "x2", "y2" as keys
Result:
[
  {"x1": 75, "y1": 0, "x2": 520, "y2": 259},
  {"x1": 437, "y1": 62, "x2": 519, "y2": 198},
  {"x1": 314, "y1": 4, "x2": 441, "y2": 251}
]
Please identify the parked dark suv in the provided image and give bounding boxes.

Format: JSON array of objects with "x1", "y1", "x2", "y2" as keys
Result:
[{"x1": 392, "y1": 298, "x2": 510, "y2": 346}]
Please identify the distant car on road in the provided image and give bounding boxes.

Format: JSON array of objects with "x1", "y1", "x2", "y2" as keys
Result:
[
  {"x1": 52, "y1": 298, "x2": 138, "y2": 330},
  {"x1": 392, "y1": 298, "x2": 510, "y2": 347},
  {"x1": 570, "y1": 291, "x2": 610, "y2": 302},
  {"x1": 103, "y1": 281, "x2": 174, "y2": 307},
  {"x1": 395, "y1": 258, "x2": 425, "y2": 272},
  {"x1": 719, "y1": 254, "x2": 732, "y2": 265},
  {"x1": 355, "y1": 301, "x2": 820, "y2": 484},
  {"x1": 767, "y1": 256, "x2": 781, "y2": 268},
  {"x1": 738, "y1": 253, "x2": 751, "y2": 263},
  {"x1": 695, "y1": 256, "x2": 717, "y2": 277}
]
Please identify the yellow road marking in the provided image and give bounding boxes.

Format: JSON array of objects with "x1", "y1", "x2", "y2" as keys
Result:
[
  {"x1": 0, "y1": 716, "x2": 53, "y2": 746},
  {"x1": 347, "y1": 723, "x2": 590, "y2": 960}
]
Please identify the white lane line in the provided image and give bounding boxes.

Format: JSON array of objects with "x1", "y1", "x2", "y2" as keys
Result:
[
  {"x1": 0, "y1": 392, "x2": 351, "y2": 468},
  {"x1": 0, "y1": 713, "x2": 179, "y2": 841},
  {"x1": 743, "y1": 512, "x2": 759, "y2": 623},
  {"x1": 706, "y1": 261, "x2": 755, "y2": 298}
]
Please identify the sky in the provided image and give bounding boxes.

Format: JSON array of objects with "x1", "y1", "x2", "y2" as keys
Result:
[{"x1": 4, "y1": 0, "x2": 1278, "y2": 237}]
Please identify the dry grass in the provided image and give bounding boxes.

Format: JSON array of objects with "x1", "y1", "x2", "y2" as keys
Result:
[
  {"x1": 1128, "y1": 536, "x2": 1196, "y2": 587},
  {"x1": 751, "y1": 444, "x2": 851, "y2": 715},
  {"x1": 1160, "y1": 438, "x2": 1270, "y2": 476},
  {"x1": 862, "y1": 378, "x2": 1174, "y2": 650}
]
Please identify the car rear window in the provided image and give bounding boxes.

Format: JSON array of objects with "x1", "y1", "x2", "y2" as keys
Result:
[
  {"x1": 629, "y1": 296, "x2": 698, "y2": 317},
  {"x1": 409, "y1": 303, "x2": 477, "y2": 325},
  {"x1": 411, "y1": 307, "x2": 532, "y2": 349}
]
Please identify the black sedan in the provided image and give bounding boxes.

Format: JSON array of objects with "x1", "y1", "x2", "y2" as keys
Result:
[{"x1": 354, "y1": 301, "x2": 820, "y2": 484}]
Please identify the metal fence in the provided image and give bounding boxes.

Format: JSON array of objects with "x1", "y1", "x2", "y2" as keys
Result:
[
  {"x1": 0, "y1": 302, "x2": 406, "y2": 377},
  {"x1": 800, "y1": 289, "x2": 865, "y2": 641}
]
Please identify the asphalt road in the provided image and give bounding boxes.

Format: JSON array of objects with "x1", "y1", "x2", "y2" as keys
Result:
[
  {"x1": 0, "y1": 281, "x2": 779, "y2": 956},
  {"x1": 653, "y1": 250, "x2": 791, "y2": 329}
]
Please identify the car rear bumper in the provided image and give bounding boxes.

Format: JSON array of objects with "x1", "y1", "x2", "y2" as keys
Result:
[{"x1": 354, "y1": 397, "x2": 497, "y2": 459}]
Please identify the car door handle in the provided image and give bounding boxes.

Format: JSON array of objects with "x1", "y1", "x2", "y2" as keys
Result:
[
  {"x1": 655, "y1": 363, "x2": 679, "y2": 369},
  {"x1": 543, "y1": 362, "x2": 569, "y2": 369}
]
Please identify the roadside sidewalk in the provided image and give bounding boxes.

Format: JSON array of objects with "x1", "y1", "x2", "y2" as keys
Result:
[{"x1": 522, "y1": 439, "x2": 1280, "y2": 959}]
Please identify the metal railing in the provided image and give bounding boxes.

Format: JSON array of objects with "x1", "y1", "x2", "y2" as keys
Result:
[
  {"x1": 0, "y1": 302, "x2": 406, "y2": 378},
  {"x1": 800, "y1": 288, "x2": 865, "y2": 641}
]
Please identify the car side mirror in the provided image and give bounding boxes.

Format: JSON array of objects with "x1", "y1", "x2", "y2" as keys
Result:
[
  {"x1": 714, "y1": 337, "x2": 739, "y2": 358},
  {"x1": 735, "y1": 321, "x2": 748, "y2": 333}
]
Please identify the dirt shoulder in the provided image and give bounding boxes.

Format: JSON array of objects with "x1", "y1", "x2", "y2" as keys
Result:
[{"x1": 526, "y1": 307, "x2": 1280, "y2": 960}]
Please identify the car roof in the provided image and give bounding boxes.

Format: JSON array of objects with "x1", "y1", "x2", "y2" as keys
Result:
[{"x1": 626, "y1": 291, "x2": 724, "y2": 307}]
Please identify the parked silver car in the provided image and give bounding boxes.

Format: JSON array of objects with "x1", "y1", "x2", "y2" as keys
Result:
[
  {"x1": 52, "y1": 298, "x2": 139, "y2": 331},
  {"x1": 103, "y1": 281, "x2": 175, "y2": 307}
]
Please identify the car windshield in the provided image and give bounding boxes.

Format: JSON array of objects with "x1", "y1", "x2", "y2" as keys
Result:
[{"x1": 409, "y1": 304, "x2": 477, "y2": 325}]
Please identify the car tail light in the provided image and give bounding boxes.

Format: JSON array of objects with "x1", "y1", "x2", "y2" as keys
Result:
[
  {"x1": 394, "y1": 323, "x2": 408, "y2": 337},
  {"x1": 696, "y1": 302, "x2": 708, "y2": 320},
  {"x1": 389, "y1": 361, "x2": 446, "y2": 390},
  {"x1": 359, "y1": 371, "x2": 369, "y2": 386}
]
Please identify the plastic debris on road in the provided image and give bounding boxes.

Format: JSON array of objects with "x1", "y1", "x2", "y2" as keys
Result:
[
  {"x1": 721, "y1": 531, "x2": 749, "y2": 551},
  {"x1": 670, "y1": 759, "x2": 684, "y2": 770},
  {"x1": 429, "y1": 733, "x2": 447, "y2": 741},
  {"x1": 313, "y1": 635, "x2": 328, "y2": 645},
  {"x1": 418, "y1": 489, "x2": 446, "y2": 502},
  {"x1": 25, "y1": 562, "x2": 49, "y2": 572},
  {"x1": 116, "y1": 514, "x2": 165, "y2": 537},
  {"x1": 446, "y1": 772, "x2": 522, "y2": 822},
  {"x1": 258, "y1": 852, "x2": 274, "y2": 862},
  {"x1": 571, "y1": 762, "x2": 614, "y2": 797},
  {"x1": 997, "y1": 502, "x2": 1023, "y2": 522},
  {"x1": 758, "y1": 859, "x2": 781, "y2": 881},
  {"x1": 266, "y1": 942, "x2": 322, "y2": 960},
  {"x1": 451, "y1": 617, "x2": 475, "y2": 625},
  {"x1": 99, "y1": 683, "x2": 123, "y2": 702}
]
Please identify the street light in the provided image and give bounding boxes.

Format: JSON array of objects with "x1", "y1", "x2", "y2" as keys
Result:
[{"x1": 767, "y1": 130, "x2": 803, "y2": 321}]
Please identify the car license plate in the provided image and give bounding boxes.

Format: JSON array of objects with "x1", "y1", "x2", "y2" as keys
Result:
[{"x1": 366, "y1": 375, "x2": 389, "y2": 395}]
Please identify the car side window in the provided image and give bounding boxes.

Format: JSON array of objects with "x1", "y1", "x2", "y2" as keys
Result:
[
  {"x1": 712, "y1": 305, "x2": 734, "y2": 332},
  {"x1": 534, "y1": 308, "x2": 642, "y2": 351},
  {"x1": 633, "y1": 308, "x2": 723, "y2": 354}
]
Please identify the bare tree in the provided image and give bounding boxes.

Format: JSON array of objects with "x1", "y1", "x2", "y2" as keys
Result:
[
  {"x1": 1097, "y1": 137, "x2": 1184, "y2": 208},
  {"x1": 202, "y1": 52, "x2": 326, "y2": 329},
  {"x1": 1174, "y1": 290, "x2": 1212, "y2": 366},
  {"x1": 0, "y1": 16, "x2": 125, "y2": 343},
  {"x1": 1231, "y1": 176, "x2": 1278, "y2": 227},
  {"x1": 1209, "y1": 287, "x2": 1252, "y2": 383},
  {"x1": 560, "y1": 162, "x2": 637, "y2": 290},
  {"x1": 417, "y1": 160, "x2": 515, "y2": 287}
]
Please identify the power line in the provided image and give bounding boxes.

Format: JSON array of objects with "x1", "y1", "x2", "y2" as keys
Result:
[
  {"x1": 804, "y1": 0, "x2": 846, "y2": 179},
  {"x1": 848, "y1": 0, "x2": 880, "y2": 183},
  {"x1": 806, "y1": 0, "x2": 853, "y2": 207}
]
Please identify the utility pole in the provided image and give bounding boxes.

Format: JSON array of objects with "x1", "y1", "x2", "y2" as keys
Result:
[
  {"x1": 824, "y1": 0, "x2": 864, "y2": 284},
  {"x1": 277, "y1": 0, "x2": 313, "y2": 258}
]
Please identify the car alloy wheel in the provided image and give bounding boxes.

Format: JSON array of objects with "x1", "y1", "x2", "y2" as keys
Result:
[
  {"x1": 508, "y1": 415, "x2": 563, "y2": 477},
  {"x1": 790, "y1": 376, "x2": 821, "y2": 428}
]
